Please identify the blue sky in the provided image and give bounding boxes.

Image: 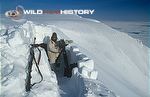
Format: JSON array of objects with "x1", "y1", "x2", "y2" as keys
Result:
[{"x1": 0, "y1": 0, "x2": 149, "y2": 21}]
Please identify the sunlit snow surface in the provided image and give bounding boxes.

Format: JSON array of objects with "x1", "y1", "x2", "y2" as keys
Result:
[
  {"x1": 102, "y1": 21, "x2": 150, "y2": 48},
  {"x1": 0, "y1": 14, "x2": 149, "y2": 97}
]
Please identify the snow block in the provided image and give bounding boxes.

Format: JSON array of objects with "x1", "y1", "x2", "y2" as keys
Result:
[
  {"x1": 72, "y1": 67, "x2": 78, "y2": 75},
  {"x1": 74, "y1": 51, "x2": 81, "y2": 56},
  {"x1": 76, "y1": 53, "x2": 89, "y2": 61},
  {"x1": 80, "y1": 66, "x2": 98, "y2": 79},
  {"x1": 78, "y1": 59, "x2": 94, "y2": 70},
  {"x1": 82, "y1": 57, "x2": 89, "y2": 61},
  {"x1": 70, "y1": 46, "x2": 79, "y2": 52},
  {"x1": 89, "y1": 70, "x2": 98, "y2": 80},
  {"x1": 81, "y1": 66, "x2": 90, "y2": 78}
]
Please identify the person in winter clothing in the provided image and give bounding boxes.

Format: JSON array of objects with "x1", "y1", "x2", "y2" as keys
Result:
[
  {"x1": 31, "y1": 32, "x2": 73, "y2": 71},
  {"x1": 47, "y1": 32, "x2": 62, "y2": 70},
  {"x1": 47, "y1": 32, "x2": 61, "y2": 64}
]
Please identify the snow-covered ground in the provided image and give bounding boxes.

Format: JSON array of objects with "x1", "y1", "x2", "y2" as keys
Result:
[
  {"x1": 102, "y1": 21, "x2": 150, "y2": 48},
  {"x1": 0, "y1": 14, "x2": 149, "y2": 97}
]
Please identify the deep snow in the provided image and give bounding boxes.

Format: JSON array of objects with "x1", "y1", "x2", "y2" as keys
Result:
[{"x1": 0, "y1": 14, "x2": 149, "y2": 97}]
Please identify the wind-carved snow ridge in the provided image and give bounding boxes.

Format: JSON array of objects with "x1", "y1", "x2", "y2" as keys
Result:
[
  {"x1": 0, "y1": 21, "x2": 117, "y2": 97},
  {"x1": 0, "y1": 17, "x2": 149, "y2": 97}
]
